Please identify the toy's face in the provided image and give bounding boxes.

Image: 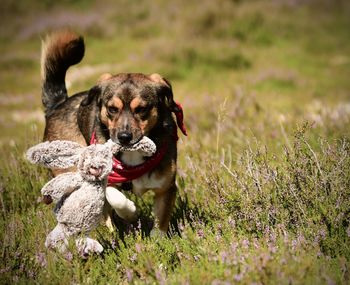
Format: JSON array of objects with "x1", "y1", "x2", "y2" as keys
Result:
[{"x1": 78, "y1": 145, "x2": 113, "y2": 181}]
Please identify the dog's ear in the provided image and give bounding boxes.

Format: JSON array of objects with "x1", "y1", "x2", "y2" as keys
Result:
[
  {"x1": 81, "y1": 85, "x2": 101, "y2": 106},
  {"x1": 150, "y1": 73, "x2": 178, "y2": 133},
  {"x1": 97, "y1": 73, "x2": 113, "y2": 83},
  {"x1": 81, "y1": 73, "x2": 113, "y2": 106},
  {"x1": 149, "y1": 73, "x2": 179, "y2": 112}
]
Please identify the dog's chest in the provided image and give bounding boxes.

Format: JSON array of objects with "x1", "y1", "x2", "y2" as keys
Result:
[
  {"x1": 120, "y1": 151, "x2": 145, "y2": 166},
  {"x1": 120, "y1": 151, "x2": 166, "y2": 194}
]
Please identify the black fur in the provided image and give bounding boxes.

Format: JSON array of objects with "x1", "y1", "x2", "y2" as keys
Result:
[{"x1": 42, "y1": 33, "x2": 85, "y2": 115}]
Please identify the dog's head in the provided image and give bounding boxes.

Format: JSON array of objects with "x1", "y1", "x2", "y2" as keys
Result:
[{"x1": 82, "y1": 73, "x2": 177, "y2": 146}]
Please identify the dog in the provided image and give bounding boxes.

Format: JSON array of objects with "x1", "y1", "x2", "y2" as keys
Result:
[{"x1": 40, "y1": 30, "x2": 186, "y2": 233}]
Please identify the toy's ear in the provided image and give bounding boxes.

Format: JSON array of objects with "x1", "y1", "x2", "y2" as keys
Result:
[{"x1": 26, "y1": 140, "x2": 83, "y2": 169}]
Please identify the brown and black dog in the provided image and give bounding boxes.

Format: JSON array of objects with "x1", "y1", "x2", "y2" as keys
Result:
[{"x1": 41, "y1": 30, "x2": 184, "y2": 233}]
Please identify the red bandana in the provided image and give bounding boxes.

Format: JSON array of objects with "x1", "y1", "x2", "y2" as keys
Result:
[{"x1": 89, "y1": 102, "x2": 187, "y2": 185}]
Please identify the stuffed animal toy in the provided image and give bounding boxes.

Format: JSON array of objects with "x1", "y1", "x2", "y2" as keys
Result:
[{"x1": 26, "y1": 137, "x2": 156, "y2": 256}]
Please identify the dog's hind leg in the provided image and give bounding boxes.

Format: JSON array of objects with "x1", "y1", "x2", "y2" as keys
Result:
[{"x1": 153, "y1": 184, "x2": 177, "y2": 234}]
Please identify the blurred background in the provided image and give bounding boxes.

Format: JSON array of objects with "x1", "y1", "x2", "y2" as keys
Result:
[{"x1": 0, "y1": 0, "x2": 349, "y2": 149}]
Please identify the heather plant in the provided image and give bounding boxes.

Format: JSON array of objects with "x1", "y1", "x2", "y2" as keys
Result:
[{"x1": 1, "y1": 0, "x2": 350, "y2": 284}]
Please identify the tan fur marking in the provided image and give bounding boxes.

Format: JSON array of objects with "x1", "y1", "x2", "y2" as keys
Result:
[
  {"x1": 152, "y1": 161, "x2": 176, "y2": 193},
  {"x1": 109, "y1": 97, "x2": 123, "y2": 110},
  {"x1": 130, "y1": 97, "x2": 145, "y2": 111},
  {"x1": 100, "y1": 106, "x2": 109, "y2": 126},
  {"x1": 139, "y1": 107, "x2": 158, "y2": 134}
]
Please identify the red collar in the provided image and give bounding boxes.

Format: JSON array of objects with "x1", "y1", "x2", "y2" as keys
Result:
[{"x1": 89, "y1": 102, "x2": 187, "y2": 184}]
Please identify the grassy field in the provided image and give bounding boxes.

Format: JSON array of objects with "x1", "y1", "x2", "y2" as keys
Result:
[{"x1": 1, "y1": 0, "x2": 350, "y2": 284}]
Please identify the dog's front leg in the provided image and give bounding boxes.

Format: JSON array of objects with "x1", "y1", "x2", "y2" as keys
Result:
[
  {"x1": 153, "y1": 183, "x2": 177, "y2": 234},
  {"x1": 105, "y1": 186, "x2": 138, "y2": 222}
]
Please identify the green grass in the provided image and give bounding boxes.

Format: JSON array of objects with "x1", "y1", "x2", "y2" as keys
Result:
[{"x1": 1, "y1": 0, "x2": 350, "y2": 284}]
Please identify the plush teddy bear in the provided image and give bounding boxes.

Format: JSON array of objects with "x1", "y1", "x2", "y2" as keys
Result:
[{"x1": 26, "y1": 137, "x2": 156, "y2": 256}]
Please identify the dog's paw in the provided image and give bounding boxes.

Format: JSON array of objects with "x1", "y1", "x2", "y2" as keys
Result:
[
  {"x1": 116, "y1": 199, "x2": 139, "y2": 222},
  {"x1": 106, "y1": 186, "x2": 139, "y2": 222}
]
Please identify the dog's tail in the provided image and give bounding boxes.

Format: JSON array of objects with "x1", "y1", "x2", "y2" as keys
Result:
[{"x1": 41, "y1": 30, "x2": 85, "y2": 114}]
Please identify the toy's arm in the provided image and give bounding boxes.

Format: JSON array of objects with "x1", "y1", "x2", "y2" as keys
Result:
[
  {"x1": 41, "y1": 172, "x2": 83, "y2": 204},
  {"x1": 107, "y1": 137, "x2": 156, "y2": 157},
  {"x1": 133, "y1": 136, "x2": 156, "y2": 156}
]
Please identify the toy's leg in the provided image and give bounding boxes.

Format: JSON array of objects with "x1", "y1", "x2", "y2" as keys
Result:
[
  {"x1": 152, "y1": 184, "x2": 177, "y2": 235},
  {"x1": 105, "y1": 186, "x2": 138, "y2": 222},
  {"x1": 75, "y1": 237, "x2": 103, "y2": 257},
  {"x1": 45, "y1": 223, "x2": 68, "y2": 253}
]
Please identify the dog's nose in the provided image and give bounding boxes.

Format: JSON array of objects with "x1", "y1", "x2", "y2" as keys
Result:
[{"x1": 117, "y1": 131, "x2": 133, "y2": 145}]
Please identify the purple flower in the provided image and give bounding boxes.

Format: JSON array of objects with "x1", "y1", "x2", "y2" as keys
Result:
[
  {"x1": 268, "y1": 244, "x2": 277, "y2": 254},
  {"x1": 111, "y1": 239, "x2": 117, "y2": 250},
  {"x1": 241, "y1": 239, "x2": 249, "y2": 249},
  {"x1": 326, "y1": 276, "x2": 336, "y2": 285},
  {"x1": 319, "y1": 228, "x2": 327, "y2": 240},
  {"x1": 129, "y1": 253, "x2": 137, "y2": 262},
  {"x1": 135, "y1": 243, "x2": 142, "y2": 253},
  {"x1": 234, "y1": 273, "x2": 243, "y2": 282},
  {"x1": 64, "y1": 251, "x2": 73, "y2": 261},
  {"x1": 137, "y1": 219, "x2": 142, "y2": 230},
  {"x1": 155, "y1": 269, "x2": 166, "y2": 285},
  {"x1": 178, "y1": 223, "x2": 185, "y2": 231},
  {"x1": 189, "y1": 210, "x2": 195, "y2": 221},
  {"x1": 125, "y1": 268, "x2": 133, "y2": 282},
  {"x1": 197, "y1": 229, "x2": 205, "y2": 238},
  {"x1": 252, "y1": 238, "x2": 259, "y2": 249},
  {"x1": 35, "y1": 252, "x2": 47, "y2": 268},
  {"x1": 0, "y1": 267, "x2": 10, "y2": 274},
  {"x1": 220, "y1": 251, "x2": 229, "y2": 264},
  {"x1": 230, "y1": 242, "x2": 238, "y2": 254},
  {"x1": 28, "y1": 270, "x2": 35, "y2": 278},
  {"x1": 228, "y1": 217, "x2": 235, "y2": 228}
]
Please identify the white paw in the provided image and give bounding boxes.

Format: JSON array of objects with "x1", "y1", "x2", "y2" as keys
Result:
[{"x1": 106, "y1": 187, "x2": 138, "y2": 222}]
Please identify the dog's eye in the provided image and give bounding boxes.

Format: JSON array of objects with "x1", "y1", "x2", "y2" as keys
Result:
[
  {"x1": 107, "y1": 106, "x2": 119, "y2": 114},
  {"x1": 134, "y1": 106, "x2": 148, "y2": 114}
]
